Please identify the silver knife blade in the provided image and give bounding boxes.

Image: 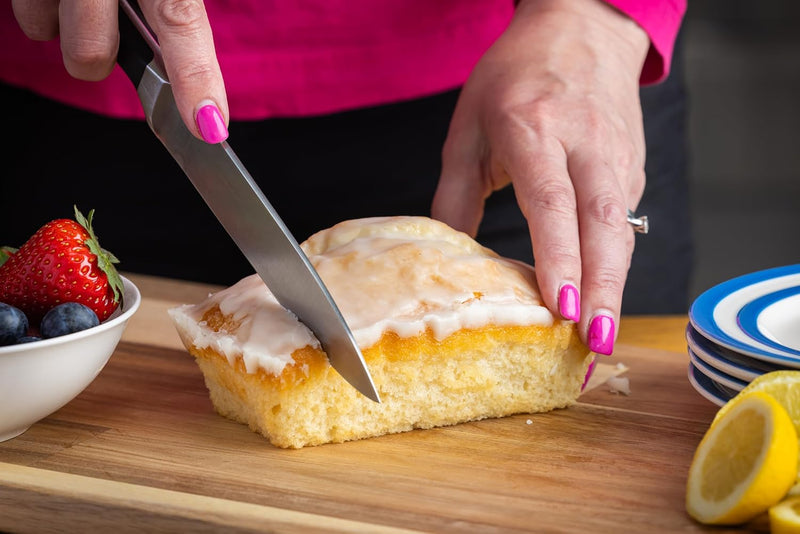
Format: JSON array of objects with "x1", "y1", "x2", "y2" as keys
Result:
[{"x1": 118, "y1": 1, "x2": 380, "y2": 402}]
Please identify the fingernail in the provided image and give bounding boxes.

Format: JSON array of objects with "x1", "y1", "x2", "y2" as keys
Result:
[
  {"x1": 195, "y1": 101, "x2": 228, "y2": 144},
  {"x1": 588, "y1": 313, "x2": 615, "y2": 355},
  {"x1": 581, "y1": 357, "x2": 597, "y2": 392},
  {"x1": 558, "y1": 284, "x2": 580, "y2": 322}
]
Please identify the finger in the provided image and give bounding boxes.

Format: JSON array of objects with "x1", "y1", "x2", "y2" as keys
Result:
[
  {"x1": 432, "y1": 112, "x2": 488, "y2": 237},
  {"x1": 12, "y1": 0, "x2": 60, "y2": 41},
  {"x1": 569, "y1": 149, "x2": 630, "y2": 355},
  {"x1": 139, "y1": 0, "x2": 228, "y2": 143},
  {"x1": 505, "y1": 135, "x2": 582, "y2": 323},
  {"x1": 58, "y1": 0, "x2": 119, "y2": 81}
]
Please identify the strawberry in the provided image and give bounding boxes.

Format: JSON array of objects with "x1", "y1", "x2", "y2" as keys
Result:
[{"x1": 0, "y1": 206, "x2": 123, "y2": 324}]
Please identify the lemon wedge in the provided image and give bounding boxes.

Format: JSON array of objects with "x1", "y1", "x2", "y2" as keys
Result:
[
  {"x1": 715, "y1": 370, "x2": 800, "y2": 482},
  {"x1": 770, "y1": 496, "x2": 800, "y2": 534},
  {"x1": 686, "y1": 391, "x2": 798, "y2": 525}
]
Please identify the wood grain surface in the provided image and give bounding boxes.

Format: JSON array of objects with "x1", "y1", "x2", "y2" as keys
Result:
[{"x1": 0, "y1": 274, "x2": 769, "y2": 533}]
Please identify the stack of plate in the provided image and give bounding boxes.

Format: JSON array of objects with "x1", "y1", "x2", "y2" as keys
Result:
[{"x1": 687, "y1": 264, "x2": 800, "y2": 406}]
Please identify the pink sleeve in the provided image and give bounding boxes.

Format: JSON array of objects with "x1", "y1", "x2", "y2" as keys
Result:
[{"x1": 604, "y1": 0, "x2": 687, "y2": 85}]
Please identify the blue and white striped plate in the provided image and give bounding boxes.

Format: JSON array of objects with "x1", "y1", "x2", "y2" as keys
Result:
[
  {"x1": 688, "y1": 347, "x2": 748, "y2": 393},
  {"x1": 687, "y1": 363, "x2": 733, "y2": 407},
  {"x1": 689, "y1": 264, "x2": 800, "y2": 369},
  {"x1": 685, "y1": 324, "x2": 782, "y2": 382}
]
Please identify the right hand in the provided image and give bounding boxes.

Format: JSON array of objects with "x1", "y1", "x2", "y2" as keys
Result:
[
  {"x1": 11, "y1": 0, "x2": 228, "y2": 143},
  {"x1": 432, "y1": 0, "x2": 650, "y2": 355}
]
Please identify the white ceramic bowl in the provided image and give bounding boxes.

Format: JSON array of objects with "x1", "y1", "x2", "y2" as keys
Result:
[{"x1": 0, "y1": 276, "x2": 141, "y2": 442}]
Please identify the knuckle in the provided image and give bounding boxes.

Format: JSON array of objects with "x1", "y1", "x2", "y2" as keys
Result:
[
  {"x1": 581, "y1": 109, "x2": 608, "y2": 142},
  {"x1": 576, "y1": 101, "x2": 614, "y2": 145},
  {"x1": 585, "y1": 194, "x2": 627, "y2": 228},
  {"x1": 174, "y1": 59, "x2": 218, "y2": 86},
  {"x1": 538, "y1": 242, "x2": 580, "y2": 269},
  {"x1": 62, "y1": 37, "x2": 116, "y2": 79},
  {"x1": 586, "y1": 266, "x2": 627, "y2": 296},
  {"x1": 530, "y1": 182, "x2": 576, "y2": 215},
  {"x1": 155, "y1": 0, "x2": 206, "y2": 30},
  {"x1": 522, "y1": 98, "x2": 558, "y2": 123}
]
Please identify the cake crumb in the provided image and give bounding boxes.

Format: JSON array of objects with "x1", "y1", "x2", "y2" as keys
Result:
[{"x1": 606, "y1": 376, "x2": 631, "y2": 395}]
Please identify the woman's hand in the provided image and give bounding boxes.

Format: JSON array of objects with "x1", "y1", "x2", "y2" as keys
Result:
[
  {"x1": 11, "y1": 0, "x2": 228, "y2": 143},
  {"x1": 432, "y1": 0, "x2": 650, "y2": 354}
]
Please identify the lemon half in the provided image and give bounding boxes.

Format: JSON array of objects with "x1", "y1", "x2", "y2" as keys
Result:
[
  {"x1": 715, "y1": 370, "x2": 800, "y2": 482},
  {"x1": 770, "y1": 496, "x2": 800, "y2": 534},
  {"x1": 686, "y1": 390, "x2": 798, "y2": 525}
]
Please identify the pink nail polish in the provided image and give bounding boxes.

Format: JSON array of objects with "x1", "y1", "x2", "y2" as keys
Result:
[
  {"x1": 196, "y1": 104, "x2": 228, "y2": 144},
  {"x1": 558, "y1": 284, "x2": 580, "y2": 322},
  {"x1": 581, "y1": 358, "x2": 597, "y2": 391},
  {"x1": 588, "y1": 314, "x2": 615, "y2": 355}
]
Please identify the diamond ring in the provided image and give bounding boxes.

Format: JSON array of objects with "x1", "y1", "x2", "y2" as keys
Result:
[{"x1": 627, "y1": 209, "x2": 649, "y2": 234}]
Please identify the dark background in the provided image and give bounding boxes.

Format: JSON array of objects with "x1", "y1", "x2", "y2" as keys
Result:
[{"x1": 683, "y1": 0, "x2": 800, "y2": 300}]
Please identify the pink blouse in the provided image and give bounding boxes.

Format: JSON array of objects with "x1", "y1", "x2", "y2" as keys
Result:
[{"x1": 0, "y1": 0, "x2": 685, "y2": 121}]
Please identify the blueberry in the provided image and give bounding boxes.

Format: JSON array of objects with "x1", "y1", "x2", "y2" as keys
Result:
[
  {"x1": 40, "y1": 302, "x2": 100, "y2": 339},
  {"x1": 0, "y1": 302, "x2": 29, "y2": 346},
  {"x1": 16, "y1": 336, "x2": 42, "y2": 344}
]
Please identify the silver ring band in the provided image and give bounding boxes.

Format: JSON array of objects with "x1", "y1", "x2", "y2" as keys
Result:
[{"x1": 627, "y1": 209, "x2": 649, "y2": 234}]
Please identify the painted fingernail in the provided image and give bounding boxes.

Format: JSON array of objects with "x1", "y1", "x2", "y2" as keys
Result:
[
  {"x1": 588, "y1": 313, "x2": 615, "y2": 355},
  {"x1": 581, "y1": 357, "x2": 597, "y2": 392},
  {"x1": 195, "y1": 102, "x2": 228, "y2": 144},
  {"x1": 558, "y1": 284, "x2": 580, "y2": 322}
]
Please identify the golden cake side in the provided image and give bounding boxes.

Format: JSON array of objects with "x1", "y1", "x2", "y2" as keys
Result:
[{"x1": 171, "y1": 306, "x2": 591, "y2": 449}]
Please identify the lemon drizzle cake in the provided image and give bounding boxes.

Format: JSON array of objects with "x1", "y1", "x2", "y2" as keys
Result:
[{"x1": 169, "y1": 216, "x2": 592, "y2": 448}]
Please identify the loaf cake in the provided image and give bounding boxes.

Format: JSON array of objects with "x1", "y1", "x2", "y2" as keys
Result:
[{"x1": 169, "y1": 216, "x2": 593, "y2": 448}]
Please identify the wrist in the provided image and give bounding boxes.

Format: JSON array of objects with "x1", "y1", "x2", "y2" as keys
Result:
[{"x1": 513, "y1": 0, "x2": 650, "y2": 81}]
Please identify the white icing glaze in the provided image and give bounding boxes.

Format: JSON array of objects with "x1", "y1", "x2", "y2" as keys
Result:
[
  {"x1": 170, "y1": 216, "x2": 554, "y2": 375},
  {"x1": 168, "y1": 276, "x2": 320, "y2": 374}
]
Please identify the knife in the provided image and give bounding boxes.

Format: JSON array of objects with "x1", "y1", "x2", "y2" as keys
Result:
[{"x1": 116, "y1": 0, "x2": 380, "y2": 403}]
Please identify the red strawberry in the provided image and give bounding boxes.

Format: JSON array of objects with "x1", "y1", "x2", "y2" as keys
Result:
[{"x1": 0, "y1": 206, "x2": 123, "y2": 324}]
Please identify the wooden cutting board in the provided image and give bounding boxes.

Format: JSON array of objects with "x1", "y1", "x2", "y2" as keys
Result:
[
  {"x1": 1, "y1": 340, "x2": 758, "y2": 533},
  {"x1": 0, "y1": 276, "x2": 767, "y2": 533}
]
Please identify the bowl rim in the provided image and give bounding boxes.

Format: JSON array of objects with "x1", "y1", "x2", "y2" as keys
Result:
[{"x1": 0, "y1": 275, "x2": 142, "y2": 355}]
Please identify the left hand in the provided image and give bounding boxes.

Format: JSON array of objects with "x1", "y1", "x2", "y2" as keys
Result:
[
  {"x1": 432, "y1": 0, "x2": 650, "y2": 355},
  {"x1": 11, "y1": 0, "x2": 229, "y2": 144}
]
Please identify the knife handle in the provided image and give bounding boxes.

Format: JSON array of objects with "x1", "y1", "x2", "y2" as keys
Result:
[{"x1": 117, "y1": 0, "x2": 158, "y2": 87}]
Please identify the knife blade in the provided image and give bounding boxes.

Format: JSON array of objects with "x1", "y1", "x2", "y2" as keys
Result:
[{"x1": 116, "y1": 0, "x2": 380, "y2": 403}]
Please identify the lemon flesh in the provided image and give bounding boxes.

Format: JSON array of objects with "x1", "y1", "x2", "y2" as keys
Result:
[
  {"x1": 715, "y1": 370, "x2": 800, "y2": 481},
  {"x1": 686, "y1": 391, "x2": 798, "y2": 525},
  {"x1": 770, "y1": 496, "x2": 800, "y2": 534},
  {"x1": 716, "y1": 370, "x2": 800, "y2": 433}
]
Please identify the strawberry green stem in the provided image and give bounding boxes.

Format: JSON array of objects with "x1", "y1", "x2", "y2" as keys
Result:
[{"x1": 74, "y1": 205, "x2": 124, "y2": 306}]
